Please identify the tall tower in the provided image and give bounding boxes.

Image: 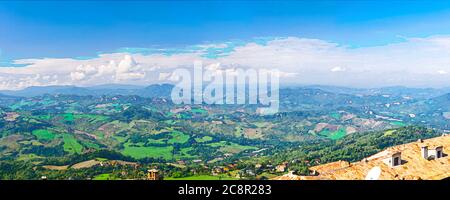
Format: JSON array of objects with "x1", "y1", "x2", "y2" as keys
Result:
[{"x1": 147, "y1": 169, "x2": 162, "y2": 180}]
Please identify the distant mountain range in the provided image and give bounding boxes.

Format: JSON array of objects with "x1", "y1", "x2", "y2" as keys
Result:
[
  {"x1": 306, "y1": 85, "x2": 450, "y2": 99},
  {"x1": 0, "y1": 84, "x2": 174, "y2": 98},
  {"x1": 1, "y1": 84, "x2": 450, "y2": 101}
]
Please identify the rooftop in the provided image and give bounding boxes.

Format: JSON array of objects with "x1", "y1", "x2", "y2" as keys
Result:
[{"x1": 273, "y1": 134, "x2": 450, "y2": 180}]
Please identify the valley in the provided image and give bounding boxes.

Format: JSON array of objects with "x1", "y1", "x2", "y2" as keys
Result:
[{"x1": 0, "y1": 84, "x2": 449, "y2": 180}]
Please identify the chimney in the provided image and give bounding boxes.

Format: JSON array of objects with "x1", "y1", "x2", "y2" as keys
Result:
[
  {"x1": 421, "y1": 145, "x2": 428, "y2": 159},
  {"x1": 435, "y1": 146, "x2": 443, "y2": 158},
  {"x1": 384, "y1": 152, "x2": 402, "y2": 167}
]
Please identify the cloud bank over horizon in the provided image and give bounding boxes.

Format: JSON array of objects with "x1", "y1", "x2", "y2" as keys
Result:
[{"x1": 1, "y1": 35, "x2": 450, "y2": 90}]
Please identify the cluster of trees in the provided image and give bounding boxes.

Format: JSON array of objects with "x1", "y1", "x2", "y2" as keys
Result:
[
  {"x1": 115, "y1": 106, "x2": 166, "y2": 122},
  {"x1": 253, "y1": 126, "x2": 440, "y2": 175},
  {"x1": 23, "y1": 145, "x2": 66, "y2": 157},
  {"x1": 41, "y1": 150, "x2": 137, "y2": 166},
  {"x1": 0, "y1": 125, "x2": 441, "y2": 179},
  {"x1": 0, "y1": 160, "x2": 38, "y2": 180}
]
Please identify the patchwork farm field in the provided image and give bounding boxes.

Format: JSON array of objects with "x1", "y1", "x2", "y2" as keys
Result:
[
  {"x1": 62, "y1": 134, "x2": 83, "y2": 154},
  {"x1": 93, "y1": 173, "x2": 114, "y2": 180},
  {"x1": 0, "y1": 85, "x2": 438, "y2": 180},
  {"x1": 122, "y1": 143, "x2": 174, "y2": 159},
  {"x1": 32, "y1": 129, "x2": 56, "y2": 141},
  {"x1": 2, "y1": 0, "x2": 450, "y2": 182},
  {"x1": 165, "y1": 175, "x2": 238, "y2": 180},
  {"x1": 318, "y1": 128, "x2": 347, "y2": 140},
  {"x1": 208, "y1": 141, "x2": 258, "y2": 154}
]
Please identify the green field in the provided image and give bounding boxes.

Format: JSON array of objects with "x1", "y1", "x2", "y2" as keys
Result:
[
  {"x1": 329, "y1": 128, "x2": 347, "y2": 140},
  {"x1": 32, "y1": 129, "x2": 56, "y2": 141},
  {"x1": 62, "y1": 134, "x2": 83, "y2": 154},
  {"x1": 195, "y1": 136, "x2": 213, "y2": 143},
  {"x1": 39, "y1": 98, "x2": 56, "y2": 106},
  {"x1": 122, "y1": 143, "x2": 173, "y2": 159},
  {"x1": 62, "y1": 113, "x2": 75, "y2": 122},
  {"x1": 318, "y1": 128, "x2": 347, "y2": 140},
  {"x1": 390, "y1": 121, "x2": 406, "y2": 126},
  {"x1": 35, "y1": 114, "x2": 51, "y2": 121},
  {"x1": 254, "y1": 122, "x2": 270, "y2": 128},
  {"x1": 74, "y1": 114, "x2": 109, "y2": 123},
  {"x1": 17, "y1": 153, "x2": 43, "y2": 161},
  {"x1": 82, "y1": 141, "x2": 100, "y2": 149},
  {"x1": 167, "y1": 131, "x2": 190, "y2": 144},
  {"x1": 10, "y1": 100, "x2": 35, "y2": 110},
  {"x1": 61, "y1": 113, "x2": 108, "y2": 123},
  {"x1": 164, "y1": 120, "x2": 175, "y2": 125},
  {"x1": 95, "y1": 158, "x2": 108, "y2": 162},
  {"x1": 165, "y1": 175, "x2": 237, "y2": 180},
  {"x1": 330, "y1": 112, "x2": 341, "y2": 120},
  {"x1": 208, "y1": 141, "x2": 257, "y2": 154},
  {"x1": 383, "y1": 130, "x2": 396, "y2": 136},
  {"x1": 175, "y1": 147, "x2": 197, "y2": 159},
  {"x1": 147, "y1": 138, "x2": 166, "y2": 145},
  {"x1": 191, "y1": 108, "x2": 208, "y2": 114},
  {"x1": 93, "y1": 173, "x2": 114, "y2": 180}
]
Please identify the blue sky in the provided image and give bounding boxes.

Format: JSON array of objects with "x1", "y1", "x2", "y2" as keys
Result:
[
  {"x1": 3, "y1": 1, "x2": 450, "y2": 89},
  {"x1": 2, "y1": 1, "x2": 450, "y2": 60}
]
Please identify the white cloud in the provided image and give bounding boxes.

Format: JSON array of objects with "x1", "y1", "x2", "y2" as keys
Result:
[
  {"x1": 168, "y1": 73, "x2": 181, "y2": 82},
  {"x1": 437, "y1": 70, "x2": 448, "y2": 75},
  {"x1": 2, "y1": 35, "x2": 450, "y2": 90},
  {"x1": 115, "y1": 55, "x2": 145, "y2": 81},
  {"x1": 97, "y1": 61, "x2": 116, "y2": 77},
  {"x1": 70, "y1": 71, "x2": 86, "y2": 81},
  {"x1": 330, "y1": 67, "x2": 346, "y2": 72},
  {"x1": 158, "y1": 72, "x2": 172, "y2": 81}
]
